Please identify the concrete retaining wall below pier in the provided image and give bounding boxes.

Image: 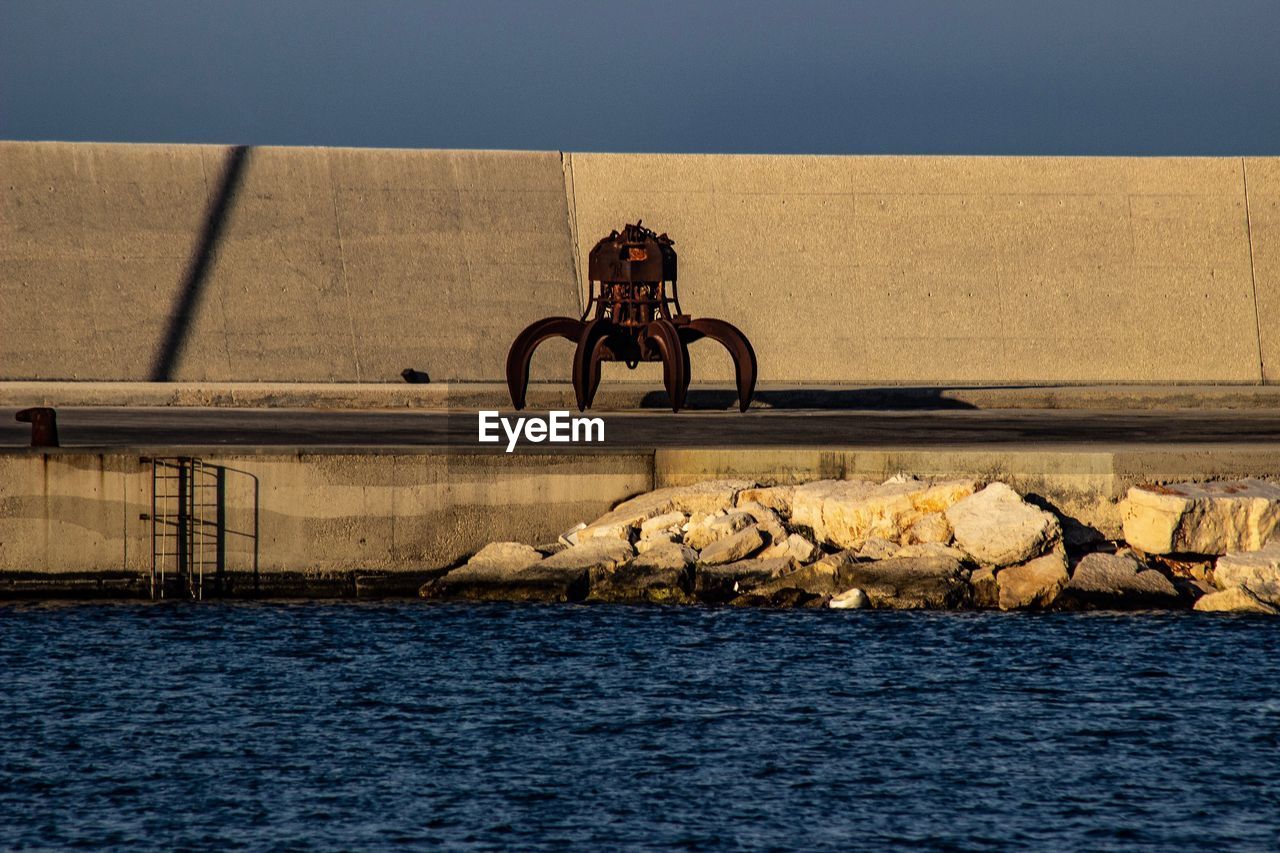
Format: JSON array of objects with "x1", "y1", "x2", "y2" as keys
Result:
[
  {"x1": 0, "y1": 450, "x2": 652, "y2": 595},
  {"x1": 7, "y1": 446, "x2": 1280, "y2": 597}
]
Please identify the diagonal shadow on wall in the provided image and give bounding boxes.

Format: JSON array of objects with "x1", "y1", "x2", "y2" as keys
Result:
[{"x1": 149, "y1": 145, "x2": 251, "y2": 381}]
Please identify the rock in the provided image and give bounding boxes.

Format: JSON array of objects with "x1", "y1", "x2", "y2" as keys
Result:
[
  {"x1": 633, "y1": 542, "x2": 698, "y2": 572},
  {"x1": 581, "y1": 522, "x2": 635, "y2": 544},
  {"x1": 789, "y1": 480, "x2": 870, "y2": 541},
  {"x1": 1214, "y1": 540, "x2": 1280, "y2": 604},
  {"x1": 640, "y1": 511, "x2": 687, "y2": 537},
  {"x1": 969, "y1": 566, "x2": 999, "y2": 608},
  {"x1": 1121, "y1": 479, "x2": 1280, "y2": 555},
  {"x1": 736, "y1": 485, "x2": 795, "y2": 517},
  {"x1": 857, "y1": 537, "x2": 898, "y2": 560},
  {"x1": 635, "y1": 532, "x2": 678, "y2": 554},
  {"x1": 664, "y1": 480, "x2": 758, "y2": 515},
  {"x1": 698, "y1": 525, "x2": 766, "y2": 565},
  {"x1": 757, "y1": 518, "x2": 788, "y2": 547},
  {"x1": 579, "y1": 479, "x2": 755, "y2": 542},
  {"x1": 736, "y1": 501, "x2": 787, "y2": 547},
  {"x1": 739, "y1": 559, "x2": 840, "y2": 599},
  {"x1": 759, "y1": 532, "x2": 820, "y2": 563},
  {"x1": 587, "y1": 546, "x2": 696, "y2": 604},
  {"x1": 1055, "y1": 552, "x2": 1182, "y2": 610},
  {"x1": 421, "y1": 545, "x2": 590, "y2": 601},
  {"x1": 558, "y1": 522, "x2": 586, "y2": 547},
  {"x1": 892, "y1": 543, "x2": 968, "y2": 561},
  {"x1": 792, "y1": 477, "x2": 975, "y2": 550},
  {"x1": 904, "y1": 512, "x2": 952, "y2": 545},
  {"x1": 730, "y1": 560, "x2": 832, "y2": 607},
  {"x1": 695, "y1": 557, "x2": 793, "y2": 603},
  {"x1": 829, "y1": 587, "x2": 869, "y2": 609},
  {"x1": 945, "y1": 483, "x2": 1061, "y2": 567},
  {"x1": 462, "y1": 541, "x2": 542, "y2": 572},
  {"x1": 539, "y1": 539, "x2": 635, "y2": 572},
  {"x1": 1193, "y1": 586, "x2": 1280, "y2": 615},
  {"x1": 787, "y1": 532, "x2": 821, "y2": 563},
  {"x1": 996, "y1": 547, "x2": 1069, "y2": 611},
  {"x1": 686, "y1": 511, "x2": 754, "y2": 551},
  {"x1": 735, "y1": 501, "x2": 783, "y2": 527},
  {"x1": 535, "y1": 541, "x2": 568, "y2": 557},
  {"x1": 839, "y1": 555, "x2": 971, "y2": 609}
]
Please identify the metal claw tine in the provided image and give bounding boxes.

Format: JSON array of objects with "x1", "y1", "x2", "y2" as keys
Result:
[
  {"x1": 644, "y1": 319, "x2": 686, "y2": 412},
  {"x1": 684, "y1": 318, "x2": 757, "y2": 412},
  {"x1": 572, "y1": 318, "x2": 612, "y2": 412},
  {"x1": 505, "y1": 316, "x2": 585, "y2": 410}
]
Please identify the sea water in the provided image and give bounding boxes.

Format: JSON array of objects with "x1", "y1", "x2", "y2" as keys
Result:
[{"x1": 1, "y1": 603, "x2": 1277, "y2": 849}]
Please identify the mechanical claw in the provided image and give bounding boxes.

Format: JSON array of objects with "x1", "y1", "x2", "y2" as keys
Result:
[{"x1": 505, "y1": 223, "x2": 757, "y2": 413}]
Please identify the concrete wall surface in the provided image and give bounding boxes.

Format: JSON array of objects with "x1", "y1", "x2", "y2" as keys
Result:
[
  {"x1": 3, "y1": 141, "x2": 1277, "y2": 385},
  {"x1": 1246, "y1": 158, "x2": 1280, "y2": 381},
  {"x1": 0, "y1": 142, "x2": 580, "y2": 382},
  {"x1": 0, "y1": 450, "x2": 652, "y2": 575},
  {"x1": 570, "y1": 153, "x2": 1264, "y2": 384}
]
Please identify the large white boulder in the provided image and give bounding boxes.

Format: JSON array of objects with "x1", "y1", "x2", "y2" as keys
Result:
[
  {"x1": 791, "y1": 477, "x2": 975, "y2": 550},
  {"x1": 1214, "y1": 540, "x2": 1280, "y2": 605},
  {"x1": 945, "y1": 483, "x2": 1061, "y2": 567},
  {"x1": 580, "y1": 479, "x2": 755, "y2": 542},
  {"x1": 1122, "y1": 479, "x2": 1280, "y2": 555}
]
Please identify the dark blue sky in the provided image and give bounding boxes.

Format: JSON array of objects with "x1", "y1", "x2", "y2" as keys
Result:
[{"x1": 2, "y1": 0, "x2": 1277, "y2": 154}]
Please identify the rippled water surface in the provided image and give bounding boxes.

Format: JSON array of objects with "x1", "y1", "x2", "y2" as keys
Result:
[{"x1": 2, "y1": 603, "x2": 1278, "y2": 849}]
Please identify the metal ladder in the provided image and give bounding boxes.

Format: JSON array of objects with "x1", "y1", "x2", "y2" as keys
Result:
[{"x1": 150, "y1": 457, "x2": 219, "y2": 600}]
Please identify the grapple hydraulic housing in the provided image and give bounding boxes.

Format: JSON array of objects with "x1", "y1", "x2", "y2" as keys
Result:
[{"x1": 506, "y1": 222, "x2": 757, "y2": 412}]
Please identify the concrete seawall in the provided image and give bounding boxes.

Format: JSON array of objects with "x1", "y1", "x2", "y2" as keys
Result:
[
  {"x1": 4, "y1": 141, "x2": 1280, "y2": 387},
  {"x1": 0, "y1": 449, "x2": 652, "y2": 595},
  {"x1": 7, "y1": 445, "x2": 1280, "y2": 597}
]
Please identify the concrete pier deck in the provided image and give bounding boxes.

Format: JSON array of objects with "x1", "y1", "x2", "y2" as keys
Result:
[
  {"x1": 4, "y1": 404, "x2": 1280, "y2": 450},
  {"x1": 8, "y1": 382, "x2": 1280, "y2": 412}
]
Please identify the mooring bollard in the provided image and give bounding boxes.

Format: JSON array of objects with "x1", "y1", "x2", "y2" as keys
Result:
[{"x1": 15, "y1": 407, "x2": 59, "y2": 448}]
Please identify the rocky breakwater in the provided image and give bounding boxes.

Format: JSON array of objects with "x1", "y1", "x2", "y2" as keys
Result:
[
  {"x1": 418, "y1": 476, "x2": 1280, "y2": 614},
  {"x1": 1122, "y1": 479, "x2": 1280, "y2": 614}
]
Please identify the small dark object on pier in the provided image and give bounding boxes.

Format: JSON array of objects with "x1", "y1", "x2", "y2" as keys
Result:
[
  {"x1": 16, "y1": 407, "x2": 59, "y2": 448},
  {"x1": 506, "y1": 222, "x2": 757, "y2": 412}
]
